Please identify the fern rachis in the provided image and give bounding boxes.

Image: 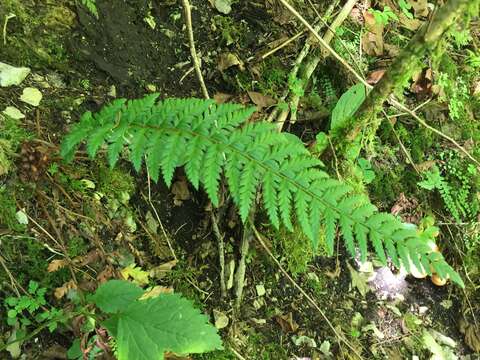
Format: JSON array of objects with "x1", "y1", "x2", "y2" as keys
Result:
[{"x1": 60, "y1": 95, "x2": 464, "y2": 286}]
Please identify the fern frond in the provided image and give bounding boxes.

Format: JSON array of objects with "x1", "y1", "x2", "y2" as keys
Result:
[{"x1": 60, "y1": 95, "x2": 464, "y2": 287}]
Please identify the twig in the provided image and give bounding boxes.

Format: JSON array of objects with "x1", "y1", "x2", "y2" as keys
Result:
[
  {"x1": 383, "y1": 110, "x2": 419, "y2": 174},
  {"x1": 211, "y1": 211, "x2": 227, "y2": 297},
  {"x1": 229, "y1": 346, "x2": 247, "y2": 360},
  {"x1": 0, "y1": 255, "x2": 20, "y2": 297},
  {"x1": 182, "y1": 0, "x2": 209, "y2": 99},
  {"x1": 255, "y1": 30, "x2": 306, "y2": 62},
  {"x1": 145, "y1": 165, "x2": 177, "y2": 261},
  {"x1": 251, "y1": 225, "x2": 364, "y2": 359},
  {"x1": 234, "y1": 216, "x2": 253, "y2": 308}
]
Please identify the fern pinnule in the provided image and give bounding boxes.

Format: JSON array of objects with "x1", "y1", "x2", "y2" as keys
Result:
[{"x1": 60, "y1": 95, "x2": 464, "y2": 287}]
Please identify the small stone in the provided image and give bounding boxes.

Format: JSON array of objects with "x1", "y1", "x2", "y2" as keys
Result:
[
  {"x1": 108, "y1": 85, "x2": 117, "y2": 98},
  {"x1": 2, "y1": 106, "x2": 25, "y2": 120},
  {"x1": 213, "y1": 309, "x2": 229, "y2": 329},
  {"x1": 0, "y1": 62, "x2": 31, "y2": 87},
  {"x1": 20, "y1": 87, "x2": 43, "y2": 106},
  {"x1": 214, "y1": 0, "x2": 232, "y2": 14},
  {"x1": 256, "y1": 284, "x2": 266, "y2": 297},
  {"x1": 146, "y1": 84, "x2": 156, "y2": 92}
]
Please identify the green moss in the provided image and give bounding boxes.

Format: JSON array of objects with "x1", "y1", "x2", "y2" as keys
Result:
[
  {"x1": 257, "y1": 57, "x2": 288, "y2": 98},
  {"x1": 0, "y1": 235, "x2": 69, "y2": 288},
  {"x1": 0, "y1": 0, "x2": 72, "y2": 68},
  {"x1": 0, "y1": 186, "x2": 25, "y2": 232},
  {"x1": 96, "y1": 165, "x2": 135, "y2": 197},
  {"x1": 271, "y1": 225, "x2": 316, "y2": 275},
  {"x1": 0, "y1": 114, "x2": 31, "y2": 175}
]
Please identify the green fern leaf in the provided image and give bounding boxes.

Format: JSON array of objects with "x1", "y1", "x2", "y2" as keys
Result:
[
  {"x1": 202, "y1": 145, "x2": 223, "y2": 207},
  {"x1": 60, "y1": 95, "x2": 464, "y2": 287},
  {"x1": 262, "y1": 173, "x2": 280, "y2": 229}
]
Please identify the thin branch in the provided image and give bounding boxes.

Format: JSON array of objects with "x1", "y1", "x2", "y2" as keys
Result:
[{"x1": 182, "y1": 0, "x2": 209, "y2": 99}]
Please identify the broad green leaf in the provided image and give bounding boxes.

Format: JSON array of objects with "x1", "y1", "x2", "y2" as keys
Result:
[
  {"x1": 115, "y1": 293, "x2": 223, "y2": 360},
  {"x1": 91, "y1": 280, "x2": 143, "y2": 314},
  {"x1": 330, "y1": 83, "x2": 366, "y2": 131}
]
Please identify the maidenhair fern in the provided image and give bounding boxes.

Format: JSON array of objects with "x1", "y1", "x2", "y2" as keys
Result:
[{"x1": 60, "y1": 95, "x2": 463, "y2": 286}]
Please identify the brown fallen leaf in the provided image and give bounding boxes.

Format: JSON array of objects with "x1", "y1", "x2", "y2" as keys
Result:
[
  {"x1": 275, "y1": 312, "x2": 299, "y2": 333},
  {"x1": 150, "y1": 259, "x2": 178, "y2": 279},
  {"x1": 213, "y1": 92, "x2": 233, "y2": 104},
  {"x1": 411, "y1": 68, "x2": 433, "y2": 98},
  {"x1": 247, "y1": 91, "x2": 276, "y2": 109},
  {"x1": 47, "y1": 259, "x2": 67, "y2": 272},
  {"x1": 54, "y1": 279, "x2": 77, "y2": 299},
  {"x1": 218, "y1": 53, "x2": 244, "y2": 72},
  {"x1": 171, "y1": 177, "x2": 191, "y2": 206},
  {"x1": 459, "y1": 319, "x2": 480, "y2": 352},
  {"x1": 399, "y1": 14, "x2": 423, "y2": 31},
  {"x1": 97, "y1": 265, "x2": 115, "y2": 283},
  {"x1": 362, "y1": 11, "x2": 384, "y2": 56},
  {"x1": 409, "y1": 0, "x2": 429, "y2": 17},
  {"x1": 140, "y1": 286, "x2": 174, "y2": 300},
  {"x1": 366, "y1": 69, "x2": 386, "y2": 85}
]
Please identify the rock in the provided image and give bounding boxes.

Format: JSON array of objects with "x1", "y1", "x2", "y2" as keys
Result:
[
  {"x1": 2, "y1": 106, "x2": 25, "y2": 120},
  {"x1": 0, "y1": 62, "x2": 31, "y2": 87},
  {"x1": 214, "y1": 0, "x2": 232, "y2": 14},
  {"x1": 20, "y1": 87, "x2": 43, "y2": 106},
  {"x1": 213, "y1": 309, "x2": 229, "y2": 329},
  {"x1": 256, "y1": 284, "x2": 266, "y2": 297}
]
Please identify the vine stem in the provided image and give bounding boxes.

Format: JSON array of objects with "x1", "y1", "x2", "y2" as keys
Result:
[
  {"x1": 234, "y1": 209, "x2": 255, "y2": 308},
  {"x1": 211, "y1": 211, "x2": 227, "y2": 298},
  {"x1": 251, "y1": 225, "x2": 364, "y2": 359},
  {"x1": 182, "y1": 0, "x2": 209, "y2": 99}
]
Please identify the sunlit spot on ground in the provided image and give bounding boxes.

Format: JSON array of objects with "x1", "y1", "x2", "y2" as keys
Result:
[{"x1": 368, "y1": 266, "x2": 409, "y2": 300}]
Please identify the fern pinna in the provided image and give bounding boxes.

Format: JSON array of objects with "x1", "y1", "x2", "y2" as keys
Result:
[{"x1": 60, "y1": 94, "x2": 463, "y2": 286}]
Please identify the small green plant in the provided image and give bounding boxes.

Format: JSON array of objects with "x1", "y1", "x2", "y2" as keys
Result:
[
  {"x1": 60, "y1": 95, "x2": 463, "y2": 286},
  {"x1": 2, "y1": 280, "x2": 222, "y2": 359},
  {"x1": 80, "y1": 0, "x2": 98, "y2": 19},
  {"x1": 368, "y1": 6, "x2": 398, "y2": 26},
  {"x1": 418, "y1": 156, "x2": 479, "y2": 222},
  {"x1": 398, "y1": 0, "x2": 414, "y2": 19},
  {"x1": 86, "y1": 280, "x2": 222, "y2": 359},
  {"x1": 4, "y1": 281, "x2": 66, "y2": 337}
]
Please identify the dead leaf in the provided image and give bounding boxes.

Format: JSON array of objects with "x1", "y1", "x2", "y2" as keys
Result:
[
  {"x1": 54, "y1": 279, "x2": 77, "y2": 299},
  {"x1": 97, "y1": 265, "x2": 115, "y2": 283},
  {"x1": 384, "y1": 43, "x2": 400, "y2": 57},
  {"x1": 366, "y1": 69, "x2": 386, "y2": 85},
  {"x1": 347, "y1": 262, "x2": 370, "y2": 297},
  {"x1": 120, "y1": 264, "x2": 150, "y2": 285},
  {"x1": 275, "y1": 312, "x2": 299, "y2": 333},
  {"x1": 172, "y1": 177, "x2": 191, "y2": 206},
  {"x1": 218, "y1": 53, "x2": 244, "y2": 72},
  {"x1": 411, "y1": 68, "x2": 433, "y2": 98},
  {"x1": 150, "y1": 259, "x2": 178, "y2": 279},
  {"x1": 140, "y1": 286, "x2": 173, "y2": 300},
  {"x1": 76, "y1": 249, "x2": 100, "y2": 267},
  {"x1": 362, "y1": 11, "x2": 384, "y2": 56},
  {"x1": 459, "y1": 320, "x2": 480, "y2": 352},
  {"x1": 399, "y1": 13, "x2": 423, "y2": 31},
  {"x1": 214, "y1": 92, "x2": 233, "y2": 104},
  {"x1": 408, "y1": 0, "x2": 429, "y2": 17},
  {"x1": 266, "y1": 0, "x2": 293, "y2": 25},
  {"x1": 247, "y1": 91, "x2": 276, "y2": 109},
  {"x1": 47, "y1": 259, "x2": 67, "y2": 272}
]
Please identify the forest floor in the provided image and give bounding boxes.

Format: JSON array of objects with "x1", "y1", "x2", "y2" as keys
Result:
[{"x1": 0, "y1": 0, "x2": 479, "y2": 359}]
